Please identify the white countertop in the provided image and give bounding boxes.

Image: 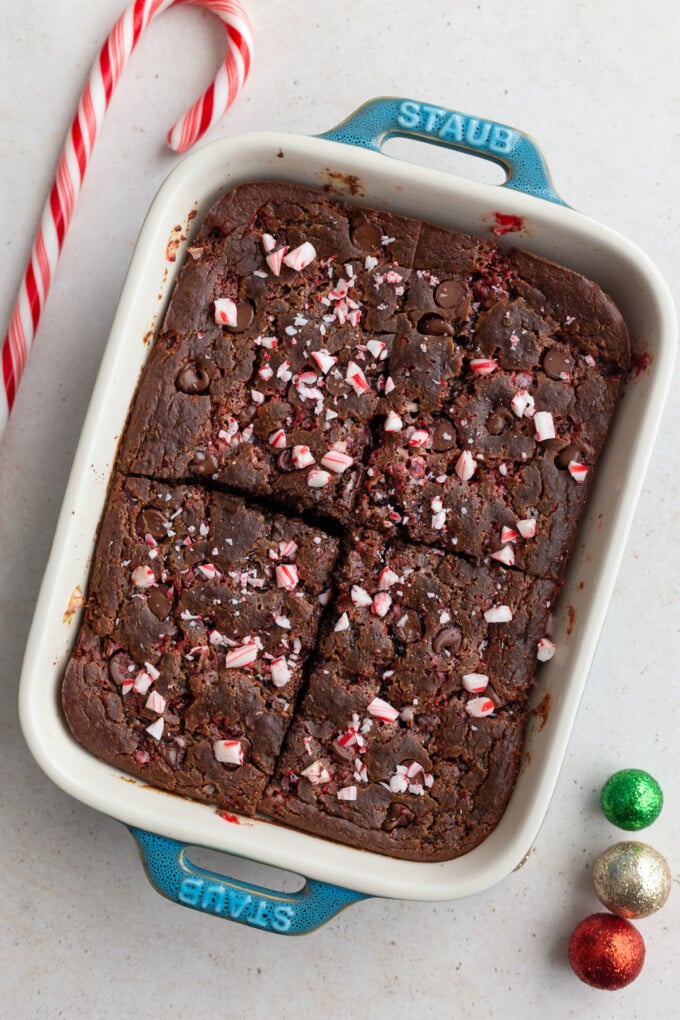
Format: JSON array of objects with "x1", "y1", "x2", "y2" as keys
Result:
[{"x1": 1, "y1": 2, "x2": 678, "y2": 1016}]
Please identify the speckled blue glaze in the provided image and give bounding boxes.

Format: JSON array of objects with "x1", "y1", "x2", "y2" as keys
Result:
[
  {"x1": 128, "y1": 827, "x2": 367, "y2": 934},
  {"x1": 318, "y1": 97, "x2": 566, "y2": 205}
]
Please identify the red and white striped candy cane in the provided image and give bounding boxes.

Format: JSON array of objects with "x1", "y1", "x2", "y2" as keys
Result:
[{"x1": 1, "y1": 0, "x2": 253, "y2": 436}]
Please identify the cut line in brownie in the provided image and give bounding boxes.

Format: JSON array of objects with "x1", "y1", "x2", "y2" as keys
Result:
[
  {"x1": 62, "y1": 475, "x2": 339, "y2": 814},
  {"x1": 262, "y1": 531, "x2": 559, "y2": 861}
]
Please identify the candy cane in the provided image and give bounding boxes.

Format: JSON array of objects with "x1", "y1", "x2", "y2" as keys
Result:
[{"x1": 1, "y1": 0, "x2": 253, "y2": 436}]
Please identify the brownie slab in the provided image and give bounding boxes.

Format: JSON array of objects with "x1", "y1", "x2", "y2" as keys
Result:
[
  {"x1": 119, "y1": 182, "x2": 425, "y2": 522},
  {"x1": 62, "y1": 476, "x2": 339, "y2": 813},
  {"x1": 63, "y1": 181, "x2": 632, "y2": 861},
  {"x1": 262, "y1": 531, "x2": 558, "y2": 861}
]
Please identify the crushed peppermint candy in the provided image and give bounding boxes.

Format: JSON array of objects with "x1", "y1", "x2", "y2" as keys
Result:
[
  {"x1": 261, "y1": 232, "x2": 276, "y2": 253},
  {"x1": 282, "y1": 241, "x2": 316, "y2": 271},
  {"x1": 224, "y1": 643, "x2": 258, "y2": 669},
  {"x1": 484, "y1": 605, "x2": 513, "y2": 623},
  {"x1": 336, "y1": 786, "x2": 358, "y2": 802},
  {"x1": 432, "y1": 509, "x2": 447, "y2": 530},
  {"x1": 534, "y1": 410, "x2": 556, "y2": 441},
  {"x1": 274, "y1": 614, "x2": 291, "y2": 629},
  {"x1": 276, "y1": 359, "x2": 292, "y2": 383},
  {"x1": 311, "y1": 349, "x2": 337, "y2": 374},
  {"x1": 537, "y1": 637, "x2": 556, "y2": 661},
  {"x1": 465, "y1": 697, "x2": 495, "y2": 718},
  {"x1": 276, "y1": 564, "x2": 299, "y2": 590},
  {"x1": 320, "y1": 449, "x2": 354, "y2": 474},
  {"x1": 568, "y1": 460, "x2": 589, "y2": 483},
  {"x1": 409, "y1": 429, "x2": 430, "y2": 448},
  {"x1": 133, "y1": 671, "x2": 154, "y2": 696},
  {"x1": 291, "y1": 444, "x2": 315, "y2": 469},
  {"x1": 213, "y1": 739, "x2": 244, "y2": 766},
  {"x1": 389, "y1": 770, "x2": 409, "y2": 794},
  {"x1": 307, "y1": 467, "x2": 333, "y2": 488},
  {"x1": 501, "y1": 526, "x2": 519, "y2": 543},
  {"x1": 334, "y1": 612, "x2": 350, "y2": 632},
  {"x1": 455, "y1": 450, "x2": 477, "y2": 482},
  {"x1": 462, "y1": 673, "x2": 489, "y2": 693},
  {"x1": 145, "y1": 690, "x2": 166, "y2": 714},
  {"x1": 366, "y1": 338, "x2": 387, "y2": 360},
  {"x1": 367, "y1": 696, "x2": 400, "y2": 723},
  {"x1": 270, "y1": 656, "x2": 292, "y2": 687},
  {"x1": 145, "y1": 718, "x2": 165, "y2": 740},
  {"x1": 213, "y1": 297, "x2": 237, "y2": 326},
  {"x1": 265, "y1": 248, "x2": 287, "y2": 276},
  {"x1": 490, "y1": 545, "x2": 515, "y2": 566},
  {"x1": 131, "y1": 565, "x2": 155, "y2": 588},
  {"x1": 384, "y1": 410, "x2": 403, "y2": 433},
  {"x1": 511, "y1": 389, "x2": 535, "y2": 418},
  {"x1": 256, "y1": 335, "x2": 278, "y2": 350},
  {"x1": 470, "y1": 358, "x2": 498, "y2": 375},
  {"x1": 351, "y1": 585, "x2": 373, "y2": 608},
  {"x1": 371, "y1": 592, "x2": 392, "y2": 617},
  {"x1": 301, "y1": 760, "x2": 331, "y2": 785},
  {"x1": 516, "y1": 518, "x2": 537, "y2": 539},
  {"x1": 346, "y1": 361, "x2": 370, "y2": 395},
  {"x1": 377, "y1": 566, "x2": 400, "y2": 590},
  {"x1": 196, "y1": 563, "x2": 218, "y2": 580}
]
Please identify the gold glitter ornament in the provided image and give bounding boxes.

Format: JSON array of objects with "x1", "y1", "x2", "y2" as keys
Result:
[{"x1": 593, "y1": 841, "x2": 671, "y2": 918}]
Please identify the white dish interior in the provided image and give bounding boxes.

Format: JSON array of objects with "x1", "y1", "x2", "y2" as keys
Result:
[{"x1": 19, "y1": 128, "x2": 676, "y2": 901}]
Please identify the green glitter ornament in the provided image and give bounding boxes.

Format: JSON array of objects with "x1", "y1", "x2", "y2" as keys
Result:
[{"x1": 601, "y1": 770, "x2": 663, "y2": 831}]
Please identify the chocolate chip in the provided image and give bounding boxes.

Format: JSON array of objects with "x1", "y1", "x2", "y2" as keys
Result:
[
  {"x1": 224, "y1": 301, "x2": 254, "y2": 333},
  {"x1": 191, "y1": 452, "x2": 219, "y2": 478},
  {"x1": 418, "y1": 313, "x2": 454, "y2": 336},
  {"x1": 432, "y1": 626, "x2": 462, "y2": 654},
  {"x1": 543, "y1": 346, "x2": 574, "y2": 380},
  {"x1": 175, "y1": 364, "x2": 210, "y2": 394},
  {"x1": 393, "y1": 610, "x2": 422, "y2": 643},
  {"x1": 351, "y1": 220, "x2": 383, "y2": 251},
  {"x1": 382, "y1": 802, "x2": 416, "y2": 832},
  {"x1": 277, "y1": 449, "x2": 294, "y2": 472},
  {"x1": 431, "y1": 419, "x2": 457, "y2": 451},
  {"x1": 487, "y1": 407, "x2": 515, "y2": 435},
  {"x1": 135, "y1": 507, "x2": 168, "y2": 540},
  {"x1": 555, "y1": 443, "x2": 584, "y2": 470},
  {"x1": 147, "y1": 588, "x2": 173, "y2": 620},
  {"x1": 435, "y1": 279, "x2": 465, "y2": 309},
  {"x1": 108, "y1": 651, "x2": 135, "y2": 686}
]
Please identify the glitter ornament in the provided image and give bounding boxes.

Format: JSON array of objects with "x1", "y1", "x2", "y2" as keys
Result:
[
  {"x1": 568, "y1": 913, "x2": 645, "y2": 990},
  {"x1": 593, "y1": 841, "x2": 671, "y2": 919},
  {"x1": 600, "y1": 769, "x2": 663, "y2": 830}
]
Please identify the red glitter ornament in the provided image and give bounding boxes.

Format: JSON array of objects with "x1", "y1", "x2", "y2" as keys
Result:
[{"x1": 568, "y1": 913, "x2": 645, "y2": 990}]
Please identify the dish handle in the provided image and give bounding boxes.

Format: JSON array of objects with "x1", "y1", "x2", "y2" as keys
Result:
[
  {"x1": 128, "y1": 826, "x2": 368, "y2": 934},
  {"x1": 318, "y1": 96, "x2": 567, "y2": 205}
]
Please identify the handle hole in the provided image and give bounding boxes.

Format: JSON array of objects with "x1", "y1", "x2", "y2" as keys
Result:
[
  {"x1": 187, "y1": 845, "x2": 306, "y2": 893},
  {"x1": 381, "y1": 137, "x2": 507, "y2": 185}
]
